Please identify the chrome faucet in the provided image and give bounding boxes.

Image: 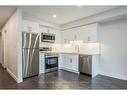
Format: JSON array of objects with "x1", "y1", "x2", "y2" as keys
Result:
[{"x1": 75, "y1": 45, "x2": 80, "y2": 53}]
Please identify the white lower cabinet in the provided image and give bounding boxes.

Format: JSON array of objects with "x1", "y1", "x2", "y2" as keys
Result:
[
  {"x1": 39, "y1": 52, "x2": 99, "y2": 77},
  {"x1": 39, "y1": 52, "x2": 45, "y2": 74},
  {"x1": 59, "y1": 53, "x2": 79, "y2": 73},
  {"x1": 59, "y1": 53, "x2": 99, "y2": 77}
]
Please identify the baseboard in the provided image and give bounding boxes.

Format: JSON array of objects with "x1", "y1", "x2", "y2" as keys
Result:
[
  {"x1": 2, "y1": 64, "x2": 6, "y2": 69},
  {"x1": 17, "y1": 78, "x2": 23, "y2": 83},
  {"x1": 60, "y1": 67, "x2": 79, "y2": 74},
  {"x1": 99, "y1": 71, "x2": 127, "y2": 81},
  {"x1": 7, "y1": 68, "x2": 18, "y2": 83}
]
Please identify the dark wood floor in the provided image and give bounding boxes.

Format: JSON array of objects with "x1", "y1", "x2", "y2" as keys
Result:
[{"x1": 0, "y1": 64, "x2": 127, "y2": 89}]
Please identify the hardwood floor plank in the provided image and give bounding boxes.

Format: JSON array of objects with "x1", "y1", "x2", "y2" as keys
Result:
[{"x1": 0, "y1": 64, "x2": 127, "y2": 89}]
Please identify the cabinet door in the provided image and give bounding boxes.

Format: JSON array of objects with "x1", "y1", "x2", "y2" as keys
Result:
[
  {"x1": 22, "y1": 20, "x2": 39, "y2": 33},
  {"x1": 68, "y1": 54, "x2": 79, "y2": 72},
  {"x1": 59, "y1": 54, "x2": 72, "y2": 69},
  {"x1": 81, "y1": 23, "x2": 98, "y2": 43},
  {"x1": 65, "y1": 54, "x2": 72, "y2": 69},
  {"x1": 39, "y1": 53, "x2": 45, "y2": 74},
  {"x1": 58, "y1": 54, "x2": 66, "y2": 69},
  {"x1": 87, "y1": 29, "x2": 98, "y2": 43},
  {"x1": 61, "y1": 30, "x2": 73, "y2": 44},
  {"x1": 61, "y1": 31, "x2": 68, "y2": 43},
  {"x1": 62, "y1": 23, "x2": 98, "y2": 43},
  {"x1": 62, "y1": 54, "x2": 79, "y2": 72},
  {"x1": 59, "y1": 54, "x2": 79, "y2": 73},
  {"x1": 77, "y1": 26, "x2": 88, "y2": 41}
]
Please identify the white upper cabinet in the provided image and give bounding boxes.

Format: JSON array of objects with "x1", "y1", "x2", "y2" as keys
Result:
[
  {"x1": 22, "y1": 20, "x2": 39, "y2": 33},
  {"x1": 61, "y1": 23, "x2": 98, "y2": 43},
  {"x1": 61, "y1": 30, "x2": 73, "y2": 44},
  {"x1": 22, "y1": 20, "x2": 98, "y2": 44}
]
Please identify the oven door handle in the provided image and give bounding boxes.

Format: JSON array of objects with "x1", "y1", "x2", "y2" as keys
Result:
[{"x1": 45, "y1": 56, "x2": 58, "y2": 58}]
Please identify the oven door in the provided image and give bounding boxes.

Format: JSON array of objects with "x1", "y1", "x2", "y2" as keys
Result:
[{"x1": 45, "y1": 56, "x2": 58, "y2": 69}]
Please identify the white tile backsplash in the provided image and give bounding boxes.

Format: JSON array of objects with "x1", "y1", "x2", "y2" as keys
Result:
[
  {"x1": 50, "y1": 42, "x2": 100, "y2": 54},
  {"x1": 40, "y1": 37, "x2": 100, "y2": 54}
]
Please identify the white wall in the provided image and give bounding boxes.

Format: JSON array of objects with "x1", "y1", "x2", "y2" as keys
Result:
[
  {"x1": 0, "y1": 31, "x2": 2, "y2": 64},
  {"x1": 1, "y1": 8, "x2": 22, "y2": 83},
  {"x1": 99, "y1": 18, "x2": 127, "y2": 80},
  {"x1": 17, "y1": 9, "x2": 23, "y2": 83}
]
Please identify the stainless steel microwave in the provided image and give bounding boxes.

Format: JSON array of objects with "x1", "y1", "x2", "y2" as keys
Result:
[{"x1": 41, "y1": 33, "x2": 55, "y2": 43}]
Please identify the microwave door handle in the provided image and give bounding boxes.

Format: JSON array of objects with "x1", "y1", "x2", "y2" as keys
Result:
[
  {"x1": 53, "y1": 36, "x2": 55, "y2": 40},
  {"x1": 48, "y1": 59, "x2": 50, "y2": 65},
  {"x1": 47, "y1": 59, "x2": 49, "y2": 64},
  {"x1": 41, "y1": 34, "x2": 45, "y2": 42}
]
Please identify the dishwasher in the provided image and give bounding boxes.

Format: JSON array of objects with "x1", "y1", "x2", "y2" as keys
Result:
[{"x1": 79, "y1": 55, "x2": 92, "y2": 75}]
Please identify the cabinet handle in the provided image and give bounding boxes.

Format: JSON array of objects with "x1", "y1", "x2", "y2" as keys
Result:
[
  {"x1": 64, "y1": 39, "x2": 66, "y2": 43},
  {"x1": 74, "y1": 34, "x2": 77, "y2": 40},
  {"x1": 70, "y1": 58, "x2": 72, "y2": 63},
  {"x1": 88, "y1": 36, "x2": 91, "y2": 41},
  {"x1": 47, "y1": 29, "x2": 50, "y2": 33}
]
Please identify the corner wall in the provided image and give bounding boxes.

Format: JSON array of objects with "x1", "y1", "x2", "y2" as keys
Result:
[
  {"x1": 1, "y1": 8, "x2": 22, "y2": 83},
  {"x1": 99, "y1": 18, "x2": 127, "y2": 80},
  {"x1": 0, "y1": 31, "x2": 2, "y2": 64}
]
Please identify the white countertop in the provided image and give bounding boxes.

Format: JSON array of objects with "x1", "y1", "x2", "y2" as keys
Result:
[{"x1": 39, "y1": 51, "x2": 100, "y2": 55}]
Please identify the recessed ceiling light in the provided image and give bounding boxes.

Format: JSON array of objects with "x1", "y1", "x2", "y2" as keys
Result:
[{"x1": 52, "y1": 14, "x2": 57, "y2": 18}]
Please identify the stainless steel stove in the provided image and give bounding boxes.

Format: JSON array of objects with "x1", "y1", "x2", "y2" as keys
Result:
[{"x1": 40, "y1": 47, "x2": 58, "y2": 73}]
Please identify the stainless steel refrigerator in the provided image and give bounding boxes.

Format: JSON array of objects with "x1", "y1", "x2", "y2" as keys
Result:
[{"x1": 22, "y1": 32, "x2": 39, "y2": 78}]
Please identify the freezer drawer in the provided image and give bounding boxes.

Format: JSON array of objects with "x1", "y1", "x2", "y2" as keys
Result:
[
  {"x1": 22, "y1": 48, "x2": 39, "y2": 78},
  {"x1": 79, "y1": 55, "x2": 92, "y2": 75}
]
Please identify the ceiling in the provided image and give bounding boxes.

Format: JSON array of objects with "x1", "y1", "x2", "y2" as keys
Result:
[
  {"x1": 0, "y1": 6, "x2": 118, "y2": 28},
  {"x1": 22, "y1": 6, "x2": 118, "y2": 25},
  {"x1": 0, "y1": 7, "x2": 16, "y2": 28}
]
